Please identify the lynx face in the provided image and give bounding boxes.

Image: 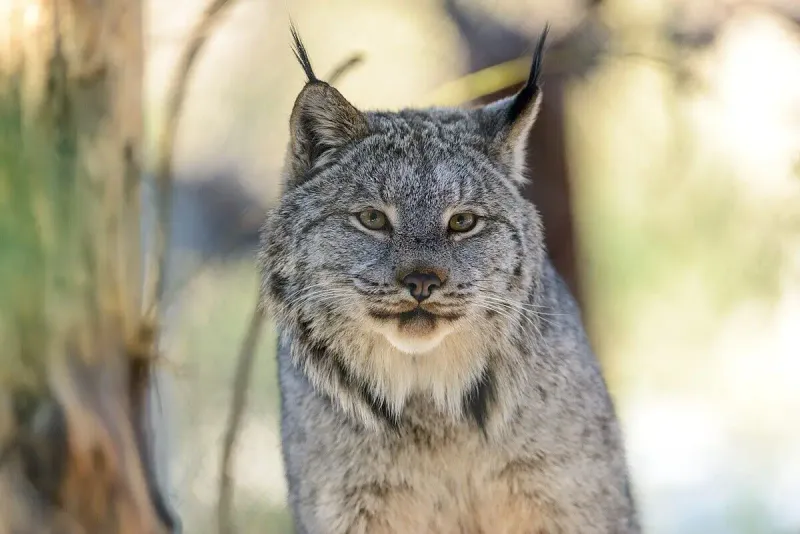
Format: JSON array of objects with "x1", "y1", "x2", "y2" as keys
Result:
[
  {"x1": 259, "y1": 28, "x2": 549, "y2": 423},
  {"x1": 275, "y1": 108, "x2": 545, "y2": 355}
]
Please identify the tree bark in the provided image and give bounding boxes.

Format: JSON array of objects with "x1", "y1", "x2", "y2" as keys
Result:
[{"x1": 0, "y1": 1, "x2": 172, "y2": 532}]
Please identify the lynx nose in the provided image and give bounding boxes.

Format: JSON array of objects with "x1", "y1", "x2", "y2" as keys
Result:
[{"x1": 402, "y1": 272, "x2": 442, "y2": 302}]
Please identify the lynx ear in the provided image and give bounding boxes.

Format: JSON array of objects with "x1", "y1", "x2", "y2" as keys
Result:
[
  {"x1": 481, "y1": 25, "x2": 549, "y2": 185},
  {"x1": 287, "y1": 25, "x2": 368, "y2": 186}
]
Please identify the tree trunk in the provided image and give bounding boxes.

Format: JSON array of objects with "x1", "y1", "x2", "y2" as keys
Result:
[{"x1": 0, "y1": 1, "x2": 172, "y2": 532}]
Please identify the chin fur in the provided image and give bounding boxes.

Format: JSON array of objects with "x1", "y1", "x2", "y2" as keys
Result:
[
  {"x1": 384, "y1": 335, "x2": 446, "y2": 354},
  {"x1": 376, "y1": 323, "x2": 454, "y2": 354}
]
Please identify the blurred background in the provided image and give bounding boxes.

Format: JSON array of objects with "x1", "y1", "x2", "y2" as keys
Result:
[{"x1": 144, "y1": 0, "x2": 800, "y2": 532}]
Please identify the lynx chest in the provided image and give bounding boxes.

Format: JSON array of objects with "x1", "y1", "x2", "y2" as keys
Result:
[{"x1": 301, "y1": 417, "x2": 558, "y2": 534}]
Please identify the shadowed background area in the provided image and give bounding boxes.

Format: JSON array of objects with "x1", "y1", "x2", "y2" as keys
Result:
[{"x1": 144, "y1": 0, "x2": 800, "y2": 532}]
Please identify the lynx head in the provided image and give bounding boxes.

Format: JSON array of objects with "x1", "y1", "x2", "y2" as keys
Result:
[{"x1": 260, "y1": 25, "x2": 549, "y2": 430}]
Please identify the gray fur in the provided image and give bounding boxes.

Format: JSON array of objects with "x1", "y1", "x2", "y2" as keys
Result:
[{"x1": 258, "y1": 27, "x2": 639, "y2": 534}]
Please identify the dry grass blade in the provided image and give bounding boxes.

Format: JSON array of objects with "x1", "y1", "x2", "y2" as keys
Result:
[{"x1": 217, "y1": 302, "x2": 265, "y2": 534}]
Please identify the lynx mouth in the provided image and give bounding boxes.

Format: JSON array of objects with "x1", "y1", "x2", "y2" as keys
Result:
[
  {"x1": 367, "y1": 306, "x2": 463, "y2": 323},
  {"x1": 397, "y1": 308, "x2": 436, "y2": 328}
]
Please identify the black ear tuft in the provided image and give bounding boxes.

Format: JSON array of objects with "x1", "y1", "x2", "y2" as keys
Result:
[
  {"x1": 285, "y1": 23, "x2": 368, "y2": 187},
  {"x1": 479, "y1": 23, "x2": 550, "y2": 186},
  {"x1": 507, "y1": 23, "x2": 549, "y2": 124},
  {"x1": 290, "y1": 22, "x2": 318, "y2": 83}
]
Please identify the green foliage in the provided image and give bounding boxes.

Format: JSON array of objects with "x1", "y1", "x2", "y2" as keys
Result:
[
  {"x1": 0, "y1": 73, "x2": 95, "y2": 388},
  {"x1": 0, "y1": 87, "x2": 50, "y2": 389}
]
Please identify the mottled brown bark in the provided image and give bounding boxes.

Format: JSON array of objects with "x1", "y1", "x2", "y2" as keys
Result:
[{"x1": 0, "y1": 1, "x2": 171, "y2": 532}]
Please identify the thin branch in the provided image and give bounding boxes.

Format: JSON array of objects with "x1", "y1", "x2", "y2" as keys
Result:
[
  {"x1": 326, "y1": 53, "x2": 364, "y2": 85},
  {"x1": 142, "y1": 0, "x2": 239, "y2": 323},
  {"x1": 135, "y1": 0, "x2": 240, "y2": 530},
  {"x1": 217, "y1": 301, "x2": 265, "y2": 534}
]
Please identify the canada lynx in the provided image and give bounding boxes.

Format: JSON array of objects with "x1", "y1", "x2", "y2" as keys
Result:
[{"x1": 258, "y1": 26, "x2": 640, "y2": 534}]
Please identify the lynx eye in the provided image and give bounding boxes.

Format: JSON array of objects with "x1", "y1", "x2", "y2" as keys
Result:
[
  {"x1": 357, "y1": 209, "x2": 389, "y2": 231},
  {"x1": 448, "y1": 212, "x2": 478, "y2": 233}
]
